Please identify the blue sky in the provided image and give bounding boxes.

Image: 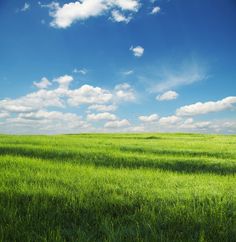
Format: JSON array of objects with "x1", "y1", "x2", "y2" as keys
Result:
[{"x1": 0, "y1": 0, "x2": 236, "y2": 134}]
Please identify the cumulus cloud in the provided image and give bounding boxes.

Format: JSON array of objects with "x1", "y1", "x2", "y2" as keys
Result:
[
  {"x1": 0, "y1": 75, "x2": 137, "y2": 122},
  {"x1": 54, "y1": 75, "x2": 74, "y2": 89},
  {"x1": 0, "y1": 75, "x2": 76, "y2": 113},
  {"x1": 130, "y1": 45, "x2": 144, "y2": 57},
  {"x1": 43, "y1": 0, "x2": 140, "y2": 28},
  {"x1": 114, "y1": 83, "x2": 136, "y2": 101},
  {"x1": 176, "y1": 118, "x2": 235, "y2": 133},
  {"x1": 0, "y1": 75, "x2": 73, "y2": 115},
  {"x1": 1, "y1": 73, "x2": 138, "y2": 133},
  {"x1": 110, "y1": 0, "x2": 140, "y2": 11},
  {"x1": 156, "y1": 90, "x2": 179, "y2": 101},
  {"x1": 104, "y1": 119, "x2": 130, "y2": 128},
  {"x1": 0, "y1": 99, "x2": 37, "y2": 113},
  {"x1": 87, "y1": 112, "x2": 117, "y2": 121},
  {"x1": 33, "y1": 77, "x2": 52, "y2": 89},
  {"x1": 151, "y1": 6, "x2": 160, "y2": 15},
  {"x1": 3, "y1": 73, "x2": 235, "y2": 134},
  {"x1": 2, "y1": 110, "x2": 89, "y2": 134},
  {"x1": 18, "y1": 110, "x2": 80, "y2": 122},
  {"x1": 0, "y1": 89, "x2": 64, "y2": 114},
  {"x1": 159, "y1": 115, "x2": 181, "y2": 125},
  {"x1": 68, "y1": 84, "x2": 113, "y2": 106},
  {"x1": 0, "y1": 112, "x2": 10, "y2": 119},
  {"x1": 176, "y1": 96, "x2": 236, "y2": 116},
  {"x1": 179, "y1": 120, "x2": 212, "y2": 130},
  {"x1": 48, "y1": 0, "x2": 107, "y2": 28},
  {"x1": 88, "y1": 104, "x2": 117, "y2": 112},
  {"x1": 139, "y1": 114, "x2": 159, "y2": 122},
  {"x1": 135, "y1": 112, "x2": 236, "y2": 133}
]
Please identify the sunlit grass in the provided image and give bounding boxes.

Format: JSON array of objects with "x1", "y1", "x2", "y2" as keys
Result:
[{"x1": 0, "y1": 133, "x2": 235, "y2": 241}]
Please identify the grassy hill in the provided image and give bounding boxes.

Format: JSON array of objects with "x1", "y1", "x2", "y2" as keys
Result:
[{"x1": 0, "y1": 133, "x2": 235, "y2": 241}]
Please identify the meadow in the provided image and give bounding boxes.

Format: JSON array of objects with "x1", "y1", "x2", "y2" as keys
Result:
[{"x1": 0, "y1": 133, "x2": 235, "y2": 242}]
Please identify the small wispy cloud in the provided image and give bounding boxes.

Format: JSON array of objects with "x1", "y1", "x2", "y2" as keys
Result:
[
  {"x1": 73, "y1": 68, "x2": 88, "y2": 75},
  {"x1": 151, "y1": 6, "x2": 161, "y2": 15},
  {"x1": 148, "y1": 61, "x2": 207, "y2": 93},
  {"x1": 122, "y1": 70, "x2": 134, "y2": 76},
  {"x1": 111, "y1": 10, "x2": 132, "y2": 23},
  {"x1": 21, "y1": 3, "x2": 30, "y2": 12}
]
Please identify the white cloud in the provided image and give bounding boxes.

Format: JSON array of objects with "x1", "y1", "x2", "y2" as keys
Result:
[
  {"x1": 183, "y1": 118, "x2": 194, "y2": 125},
  {"x1": 21, "y1": 3, "x2": 30, "y2": 12},
  {"x1": 0, "y1": 112, "x2": 10, "y2": 119},
  {"x1": 18, "y1": 110, "x2": 80, "y2": 122},
  {"x1": 156, "y1": 90, "x2": 179, "y2": 101},
  {"x1": 111, "y1": 10, "x2": 131, "y2": 23},
  {"x1": 139, "y1": 114, "x2": 159, "y2": 122},
  {"x1": 130, "y1": 125, "x2": 145, "y2": 132},
  {"x1": 109, "y1": 0, "x2": 140, "y2": 11},
  {"x1": 33, "y1": 77, "x2": 52, "y2": 89},
  {"x1": 0, "y1": 99, "x2": 38, "y2": 113},
  {"x1": 87, "y1": 112, "x2": 117, "y2": 121},
  {"x1": 68, "y1": 84, "x2": 113, "y2": 106},
  {"x1": 88, "y1": 104, "x2": 117, "y2": 112},
  {"x1": 73, "y1": 68, "x2": 88, "y2": 75},
  {"x1": 159, "y1": 115, "x2": 181, "y2": 125},
  {"x1": 0, "y1": 75, "x2": 137, "y2": 121},
  {"x1": 114, "y1": 83, "x2": 136, "y2": 101},
  {"x1": 130, "y1": 45, "x2": 144, "y2": 57},
  {"x1": 180, "y1": 120, "x2": 211, "y2": 130},
  {"x1": 151, "y1": 6, "x2": 160, "y2": 15},
  {"x1": 49, "y1": 0, "x2": 107, "y2": 28},
  {"x1": 176, "y1": 96, "x2": 236, "y2": 117},
  {"x1": 136, "y1": 114, "x2": 236, "y2": 133},
  {"x1": 133, "y1": 113, "x2": 236, "y2": 133},
  {"x1": 2, "y1": 110, "x2": 89, "y2": 134},
  {"x1": 0, "y1": 89, "x2": 64, "y2": 114},
  {"x1": 176, "y1": 118, "x2": 233, "y2": 133},
  {"x1": 3, "y1": 73, "x2": 236, "y2": 134},
  {"x1": 0, "y1": 75, "x2": 75, "y2": 114},
  {"x1": 53, "y1": 75, "x2": 74, "y2": 89},
  {"x1": 104, "y1": 119, "x2": 130, "y2": 128},
  {"x1": 44, "y1": 0, "x2": 140, "y2": 28}
]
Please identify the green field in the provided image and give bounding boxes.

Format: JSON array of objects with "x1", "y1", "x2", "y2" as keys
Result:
[{"x1": 0, "y1": 133, "x2": 235, "y2": 242}]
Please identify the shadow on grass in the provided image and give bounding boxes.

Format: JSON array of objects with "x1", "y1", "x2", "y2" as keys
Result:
[
  {"x1": 0, "y1": 192, "x2": 235, "y2": 242},
  {"x1": 0, "y1": 146, "x2": 236, "y2": 175},
  {"x1": 119, "y1": 146, "x2": 235, "y2": 159}
]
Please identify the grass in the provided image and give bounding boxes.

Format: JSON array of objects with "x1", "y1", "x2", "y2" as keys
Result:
[{"x1": 0, "y1": 133, "x2": 235, "y2": 242}]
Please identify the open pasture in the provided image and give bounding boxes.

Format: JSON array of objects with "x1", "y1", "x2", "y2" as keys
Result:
[{"x1": 0, "y1": 133, "x2": 235, "y2": 241}]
